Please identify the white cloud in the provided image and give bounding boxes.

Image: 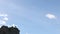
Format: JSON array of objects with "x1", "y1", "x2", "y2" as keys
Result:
[
  {"x1": 3, "y1": 17, "x2": 8, "y2": 21},
  {"x1": 0, "y1": 13, "x2": 8, "y2": 25},
  {"x1": 12, "y1": 24, "x2": 18, "y2": 27},
  {"x1": 2, "y1": 21, "x2": 6, "y2": 24},
  {"x1": 45, "y1": 14, "x2": 56, "y2": 19},
  {"x1": 12, "y1": 24, "x2": 16, "y2": 27},
  {"x1": 0, "y1": 14, "x2": 8, "y2": 17}
]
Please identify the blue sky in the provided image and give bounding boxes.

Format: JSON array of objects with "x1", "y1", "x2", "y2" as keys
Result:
[{"x1": 0, "y1": 0, "x2": 60, "y2": 34}]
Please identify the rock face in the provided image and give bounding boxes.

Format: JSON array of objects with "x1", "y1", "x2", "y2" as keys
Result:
[{"x1": 0, "y1": 25, "x2": 20, "y2": 34}]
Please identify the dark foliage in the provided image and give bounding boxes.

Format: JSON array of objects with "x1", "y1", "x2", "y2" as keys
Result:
[{"x1": 0, "y1": 25, "x2": 20, "y2": 34}]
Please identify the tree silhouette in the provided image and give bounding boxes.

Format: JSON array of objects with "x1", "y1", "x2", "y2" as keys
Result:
[{"x1": 0, "y1": 25, "x2": 20, "y2": 34}]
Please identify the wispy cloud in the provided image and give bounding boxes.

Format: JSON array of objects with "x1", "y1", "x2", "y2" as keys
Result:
[
  {"x1": 45, "y1": 14, "x2": 56, "y2": 19},
  {"x1": 7, "y1": 24, "x2": 17, "y2": 27},
  {"x1": 0, "y1": 13, "x2": 8, "y2": 25},
  {"x1": 12, "y1": 24, "x2": 17, "y2": 27}
]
